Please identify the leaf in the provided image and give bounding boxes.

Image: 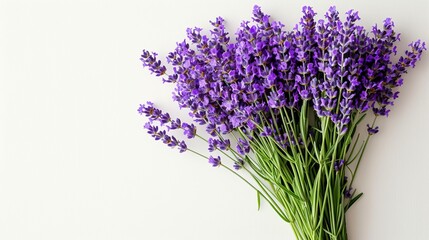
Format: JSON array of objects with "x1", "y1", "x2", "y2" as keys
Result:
[
  {"x1": 271, "y1": 181, "x2": 303, "y2": 202},
  {"x1": 323, "y1": 228, "x2": 336, "y2": 238},
  {"x1": 345, "y1": 192, "x2": 363, "y2": 212}
]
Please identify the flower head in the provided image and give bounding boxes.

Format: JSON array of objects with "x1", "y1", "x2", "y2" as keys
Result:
[
  {"x1": 233, "y1": 159, "x2": 244, "y2": 170},
  {"x1": 344, "y1": 187, "x2": 353, "y2": 198},
  {"x1": 367, "y1": 125, "x2": 379, "y2": 135},
  {"x1": 182, "y1": 123, "x2": 197, "y2": 139},
  {"x1": 208, "y1": 156, "x2": 221, "y2": 167},
  {"x1": 334, "y1": 159, "x2": 345, "y2": 172}
]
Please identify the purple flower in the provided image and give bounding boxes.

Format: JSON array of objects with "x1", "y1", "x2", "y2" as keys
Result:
[
  {"x1": 182, "y1": 123, "x2": 197, "y2": 139},
  {"x1": 178, "y1": 141, "x2": 187, "y2": 153},
  {"x1": 208, "y1": 138, "x2": 217, "y2": 152},
  {"x1": 334, "y1": 159, "x2": 345, "y2": 172},
  {"x1": 236, "y1": 138, "x2": 250, "y2": 155},
  {"x1": 144, "y1": 122, "x2": 158, "y2": 136},
  {"x1": 168, "y1": 118, "x2": 182, "y2": 130},
  {"x1": 159, "y1": 112, "x2": 171, "y2": 125},
  {"x1": 217, "y1": 138, "x2": 231, "y2": 150},
  {"x1": 144, "y1": 121, "x2": 188, "y2": 152},
  {"x1": 344, "y1": 187, "x2": 353, "y2": 198},
  {"x1": 367, "y1": 125, "x2": 379, "y2": 135},
  {"x1": 140, "y1": 50, "x2": 167, "y2": 76},
  {"x1": 138, "y1": 102, "x2": 172, "y2": 125},
  {"x1": 206, "y1": 123, "x2": 217, "y2": 136},
  {"x1": 233, "y1": 159, "x2": 244, "y2": 170},
  {"x1": 260, "y1": 126, "x2": 273, "y2": 137},
  {"x1": 208, "y1": 156, "x2": 221, "y2": 167},
  {"x1": 138, "y1": 102, "x2": 154, "y2": 116}
]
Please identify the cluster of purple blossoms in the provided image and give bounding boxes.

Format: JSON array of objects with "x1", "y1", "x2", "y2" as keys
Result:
[
  {"x1": 334, "y1": 159, "x2": 345, "y2": 172},
  {"x1": 138, "y1": 102, "x2": 188, "y2": 153},
  {"x1": 139, "y1": 5, "x2": 425, "y2": 167},
  {"x1": 208, "y1": 155, "x2": 221, "y2": 167}
]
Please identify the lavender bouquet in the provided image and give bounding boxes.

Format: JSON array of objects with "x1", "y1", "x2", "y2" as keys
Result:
[{"x1": 138, "y1": 6, "x2": 425, "y2": 240}]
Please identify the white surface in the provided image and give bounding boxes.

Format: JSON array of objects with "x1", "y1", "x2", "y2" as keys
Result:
[{"x1": 0, "y1": 0, "x2": 428, "y2": 239}]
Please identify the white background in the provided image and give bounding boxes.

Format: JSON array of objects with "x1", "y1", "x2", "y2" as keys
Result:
[{"x1": 1, "y1": 0, "x2": 428, "y2": 239}]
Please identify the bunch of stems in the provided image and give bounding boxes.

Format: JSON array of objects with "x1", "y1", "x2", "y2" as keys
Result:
[{"x1": 188, "y1": 101, "x2": 374, "y2": 240}]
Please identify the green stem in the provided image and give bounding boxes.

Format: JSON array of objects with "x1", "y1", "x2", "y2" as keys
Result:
[
  {"x1": 349, "y1": 116, "x2": 378, "y2": 189},
  {"x1": 186, "y1": 147, "x2": 290, "y2": 222}
]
